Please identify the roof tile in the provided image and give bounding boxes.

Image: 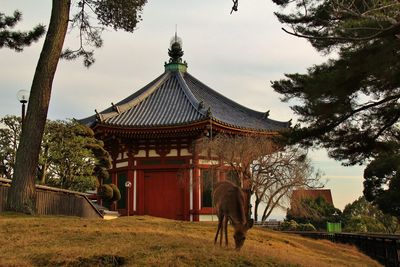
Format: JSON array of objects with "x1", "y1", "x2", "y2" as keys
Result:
[{"x1": 80, "y1": 70, "x2": 290, "y2": 131}]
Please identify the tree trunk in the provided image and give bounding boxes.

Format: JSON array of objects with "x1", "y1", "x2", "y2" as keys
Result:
[
  {"x1": 6, "y1": 0, "x2": 71, "y2": 214},
  {"x1": 39, "y1": 145, "x2": 49, "y2": 185},
  {"x1": 39, "y1": 160, "x2": 48, "y2": 185},
  {"x1": 254, "y1": 197, "x2": 260, "y2": 222}
]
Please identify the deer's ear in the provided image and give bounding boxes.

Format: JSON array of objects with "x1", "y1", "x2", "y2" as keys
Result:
[{"x1": 247, "y1": 219, "x2": 254, "y2": 229}]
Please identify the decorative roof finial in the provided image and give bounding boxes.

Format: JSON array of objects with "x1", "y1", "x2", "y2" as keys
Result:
[
  {"x1": 164, "y1": 27, "x2": 188, "y2": 72},
  {"x1": 175, "y1": 24, "x2": 178, "y2": 42},
  {"x1": 168, "y1": 27, "x2": 184, "y2": 64}
]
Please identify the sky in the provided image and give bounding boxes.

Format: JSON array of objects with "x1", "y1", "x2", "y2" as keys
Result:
[{"x1": 0, "y1": 0, "x2": 365, "y2": 218}]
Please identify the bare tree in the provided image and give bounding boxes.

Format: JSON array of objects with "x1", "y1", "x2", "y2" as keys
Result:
[
  {"x1": 200, "y1": 134, "x2": 322, "y2": 222},
  {"x1": 253, "y1": 147, "x2": 323, "y2": 222}
]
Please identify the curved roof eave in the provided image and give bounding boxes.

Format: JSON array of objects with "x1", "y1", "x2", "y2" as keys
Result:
[
  {"x1": 78, "y1": 72, "x2": 169, "y2": 127},
  {"x1": 93, "y1": 117, "x2": 288, "y2": 137},
  {"x1": 79, "y1": 69, "x2": 291, "y2": 132},
  {"x1": 183, "y1": 72, "x2": 290, "y2": 130}
]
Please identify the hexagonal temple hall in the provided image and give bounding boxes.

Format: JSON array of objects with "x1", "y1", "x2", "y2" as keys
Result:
[{"x1": 80, "y1": 35, "x2": 289, "y2": 221}]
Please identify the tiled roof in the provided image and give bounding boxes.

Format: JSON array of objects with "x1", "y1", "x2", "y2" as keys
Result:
[
  {"x1": 184, "y1": 73, "x2": 289, "y2": 131},
  {"x1": 80, "y1": 67, "x2": 290, "y2": 132},
  {"x1": 291, "y1": 189, "x2": 334, "y2": 205}
]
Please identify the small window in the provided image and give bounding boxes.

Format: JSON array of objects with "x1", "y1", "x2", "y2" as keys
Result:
[{"x1": 201, "y1": 169, "x2": 217, "y2": 208}]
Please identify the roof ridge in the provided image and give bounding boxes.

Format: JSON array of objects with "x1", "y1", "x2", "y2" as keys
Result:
[
  {"x1": 99, "y1": 72, "x2": 171, "y2": 122},
  {"x1": 185, "y1": 73, "x2": 263, "y2": 115},
  {"x1": 175, "y1": 72, "x2": 207, "y2": 117}
]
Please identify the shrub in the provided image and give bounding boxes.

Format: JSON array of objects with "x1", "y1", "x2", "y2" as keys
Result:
[
  {"x1": 109, "y1": 183, "x2": 121, "y2": 202},
  {"x1": 298, "y1": 223, "x2": 316, "y2": 231},
  {"x1": 279, "y1": 220, "x2": 299, "y2": 231},
  {"x1": 98, "y1": 184, "x2": 113, "y2": 200}
]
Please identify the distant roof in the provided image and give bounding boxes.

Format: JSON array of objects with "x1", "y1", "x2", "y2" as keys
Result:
[
  {"x1": 80, "y1": 37, "x2": 290, "y2": 133},
  {"x1": 291, "y1": 189, "x2": 334, "y2": 205}
]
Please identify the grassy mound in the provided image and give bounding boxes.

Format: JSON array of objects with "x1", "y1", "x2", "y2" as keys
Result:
[{"x1": 0, "y1": 213, "x2": 381, "y2": 266}]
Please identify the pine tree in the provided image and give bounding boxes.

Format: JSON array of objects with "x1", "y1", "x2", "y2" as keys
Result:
[
  {"x1": 363, "y1": 154, "x2": 400, "y2": 222},
  {"x1": 7, "y1": 0, "x2": 147, "y2": 214},
  {"x1": 0, "y1": 10, "x2": 45, "y2": 51},
  {"x1": 270, "y1": 0, "x2": 400, "y2": 219},
  {"x1": 270, "y1": 0, "x2": 400, "y2": 165}
]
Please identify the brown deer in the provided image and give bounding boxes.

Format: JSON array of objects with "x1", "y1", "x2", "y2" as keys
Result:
[{"x1": 213, "y1": 180, "x2": 254, "y2": 250}]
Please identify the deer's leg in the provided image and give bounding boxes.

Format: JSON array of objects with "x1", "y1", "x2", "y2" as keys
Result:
[
  {"x1": 220, "y1": 215, "x2": 225, "y2": 246},
  {"x1": 223, "y1": 216, "x2": 229, "y2": 247},
  {"x1": 214, "y1": 217, "x2": 222, "y2": 245}
]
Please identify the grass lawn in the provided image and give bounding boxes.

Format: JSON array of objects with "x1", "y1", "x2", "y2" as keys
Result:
[{"x1": 0, "y1": 213, "x2": 381, "y2": 267}]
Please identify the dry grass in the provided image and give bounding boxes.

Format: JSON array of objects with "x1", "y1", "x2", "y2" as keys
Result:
[{"x1": 0, "y1": 213, "x2": 381, "y2": 267}]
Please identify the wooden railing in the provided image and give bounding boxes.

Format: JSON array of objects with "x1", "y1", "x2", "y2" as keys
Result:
[
  {"x1": 284, "y1": 231, "x2": 400, "y2": 267},
  {"x1": 0, "y1": 178, "x2": 102, "y2": 219},
  {"x1": 255, "y1": 220, "x2": 282, "y2": 229}
]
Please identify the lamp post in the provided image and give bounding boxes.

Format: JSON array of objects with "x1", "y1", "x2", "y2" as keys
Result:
[
  {"x1": 125, "y1": 181, "x2": 132, "y2": 216},
  {"x1": 17, "y1": 90, "x2": 29, "y2": 125}
]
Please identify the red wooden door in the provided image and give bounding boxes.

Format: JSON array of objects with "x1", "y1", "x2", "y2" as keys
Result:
[{"x1": 144, "y1": 171, "x2": 184, "y2": 220}]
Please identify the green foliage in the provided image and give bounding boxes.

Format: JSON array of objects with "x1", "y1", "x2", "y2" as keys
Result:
[
  {"x1": 61, "y1": 0, "x2": 147, "y2": 67},
  {"x1": 98, "y1": 184, "x2": 113, "y2": 200},
  {"x1": 344, "y1": 217, "x2": 379, "y2": 233},
  {"x1": 98, "y1": 183, "x2": 121, "y2": 202},
  {"x1": 272, "y1": 1, "x2": 400, "y2": 52},
  {"x1": 270, "y1": 0, "x2": 400, "y2": 165},
  {"x1": 297, "y1": 223, "x2": 316, "y2": 232},
  {"x1": 287, "y1": 196, "x2": 341, "y2": 230},
  {"x1": 279, "y1": 220, "x2": 299, "y2": 231},
  {"x1": 40, "y1": 120, "x2": 95, "y2": 192},
  {"x1": 271, "y1": 0, "x2": 400, "y2": 226},
  {"x1": 0, "y1": 116, "x2": 21, "y2": 179},
  {"x1": 342, "y1": 196, "x2": 399, "y2": 233},
  {"x1": 363, "y1": 154, "x2": 400, "y2": 221},
  {"x1": 0, "y1": 115, "x2": 111, "y2": 192},
  {"x1": 109, "y1": 183, "x2": 121, "y2": 202},
  {"x1": 0, "y1": 10, "x2": 45, "y2": 51},
  {"x1": 38, "y1": 119, "x2": 111, "y2": 192},
  {"x1": 68, "y1": 176, "x2": 99, "y2": 192},
  {"x1": 279, "y1": 220, "x2": 316, "y2": 231},
  {"x1": 73, "y1": 122, "x2": 111, "y2": 181},
  {"x1": 94, "y1": 0, "x2": 147, "y2": 32}
]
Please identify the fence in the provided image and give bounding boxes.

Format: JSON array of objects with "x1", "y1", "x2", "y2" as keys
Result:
[
  {"x1": 0, "y1": 178, "x2": 102, "y2": 219},
  {"x1": 255, "y1": 220, "x2": 282, "y2": 230},
  {"x1": 285, "y1": 231, "x2": 400, "y2": 267}
]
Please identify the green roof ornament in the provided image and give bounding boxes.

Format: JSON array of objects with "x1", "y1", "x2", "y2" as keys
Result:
[
  {"x1": 165, "y1": 30, "x2": 188, "y2": 72},
  {"x1": 169, "y1": 32, "x2": 184, "y2": 63}
]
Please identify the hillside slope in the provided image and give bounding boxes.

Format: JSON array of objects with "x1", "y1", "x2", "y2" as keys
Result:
[{"x1": 0, "y1": 214, "x2": 381, "y2": 266}]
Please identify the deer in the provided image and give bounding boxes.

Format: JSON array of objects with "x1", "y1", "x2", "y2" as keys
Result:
[{"x1": 213, "y1": 180, "x2": 254, "y2": 251}]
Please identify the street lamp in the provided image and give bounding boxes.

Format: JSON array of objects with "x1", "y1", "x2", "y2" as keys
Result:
[
  {"x1": 125, "y1": 181, "x2": 132, "y2": 216},
  {"x1": 17, "y1": 90, "x2": 29, "y2": 124}
]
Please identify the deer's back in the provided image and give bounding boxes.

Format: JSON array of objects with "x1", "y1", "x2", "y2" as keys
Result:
[{"x1": 213, "y1": 181, "x2": 246, "y2": 224}]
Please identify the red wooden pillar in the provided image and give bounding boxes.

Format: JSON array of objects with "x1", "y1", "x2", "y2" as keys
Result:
[
  {"x1": 183, "y1": 169, "x2": 189, "y2": 221},
  {"x1": 137, "y1": 169, "x2": 145, "y2": 215},
  {"x1": 192, "y1": 165, "x2": 200, "y2": 221}
]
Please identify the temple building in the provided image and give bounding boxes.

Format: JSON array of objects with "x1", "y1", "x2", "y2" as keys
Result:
[
  {"x1": 291, "y1": 189, "x2": 334, "y2": 206},
  {"x1": 81, "y1": 35, "x2": 290, "y2": 221}
]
